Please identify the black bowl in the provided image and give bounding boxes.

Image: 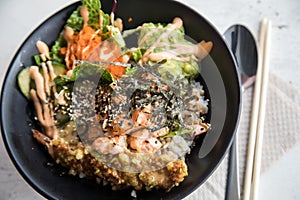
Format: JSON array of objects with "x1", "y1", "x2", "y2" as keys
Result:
[{"x1": 0, "y1": 0, "x2": 241, "y2": 199}]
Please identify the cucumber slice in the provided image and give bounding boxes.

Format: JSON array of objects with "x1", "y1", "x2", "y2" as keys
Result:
[
  {"x1": 17, "y1": 67, "x2": 31, "y2": 99},
  {"x1": 52, "y1": 63, "x2": 67, "y2": 75},
  {"x1": 17, "y1": 63, "x2": 66, "y2": 99}
]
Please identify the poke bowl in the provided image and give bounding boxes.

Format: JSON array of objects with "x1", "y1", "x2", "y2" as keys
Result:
[{"x1": 0, "y1": 0, "x2": 241, "y2": 199}]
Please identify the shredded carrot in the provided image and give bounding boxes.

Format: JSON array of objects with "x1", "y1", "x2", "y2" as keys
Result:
[
  {"x1": 77, "y1": 26, "x2": 102, "y2": 59},
  {"x1": 63, "y1": 24, "x2": 129, "y2": 79},
  {"x1": 106, "y1": 56, "x2": 127, "y2": 79},
  {"x1": 63, "y1": 25, "x2": 102, "y2": 69}
]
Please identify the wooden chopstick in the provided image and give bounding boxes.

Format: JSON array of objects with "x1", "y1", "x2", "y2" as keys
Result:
[
  {"x1": 242, "y1": 18, "x2": 272, "y2": 200},
  {"x1": 250, "y1": 18, "x2": 272, "y2": 200}
]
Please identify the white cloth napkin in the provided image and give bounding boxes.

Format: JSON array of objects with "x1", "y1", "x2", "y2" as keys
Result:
[{"x1": 185, "y1": 71, "x2": 300, "y2": 199}]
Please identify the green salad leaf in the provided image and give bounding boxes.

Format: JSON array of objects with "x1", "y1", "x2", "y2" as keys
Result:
[
  {"x1": 66, "y1": 6, "x2": 84, "y2": 31},
  {"x1": 66, "y1": 0, "x2": 109, "y2": 31},
  {"x1": 125, "y1": 65, "x2": 137, "y2": 76},
  {"x1": 136, "y1": 22, "x2": 200, "y2": 79},
  {"x1": 81, "y1": 0, "x2": 101, "y2": 26},
  {"x1": 71, "y1": 62, "x2": 114, "y2": 83},
  {"x1": 54, "y1": 63, "x2": 114, "y2": 93},
  {"x1": 137, "y1": 22, "x2": 186, "y2": 50},
  {"x1": 108, "y1": 26, "x2": 126, "y2": 47},
  {"x1": 50, "y1": 34, "x2": 67, "y2": 64},
  {"x1": 131, "y1": 48, "x2": 143, "y2": 62},
  {"x1": 33, "y1": 54, "x2": 42, "y2": 66}
]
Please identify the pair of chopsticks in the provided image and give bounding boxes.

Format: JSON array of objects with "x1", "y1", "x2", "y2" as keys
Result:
[{"x1": 243, "y1": 18, "x2": 272, "y2": 200}]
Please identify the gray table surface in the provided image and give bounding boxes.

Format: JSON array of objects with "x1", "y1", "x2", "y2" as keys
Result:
[{"x1": 1, "y1": 0, "x2": 299, "y2": 199}]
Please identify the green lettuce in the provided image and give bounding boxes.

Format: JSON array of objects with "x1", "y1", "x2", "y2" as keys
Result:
[
  {"x1": 136, "y1": 22, "x2": 200, "y2": 78},
  {"x1": 54, "y1": 62, "x2": 114, "y2": 86},
  {"x1": 131, "y1": 48, "x2": 143, "y2": 62},
  {"x1": 106, "y1": 26, "x2": 126, "y2": 47},
  {"x1": 50, "y1": 34, "x2": 67, "y2": 63},
  {"x1": 66, "y1": 6, "x2": 84, "y2": 31},
  {"x1": 66, "y1": 0, "x2": 109, "y2": 31},
  {"x1": 137, "y1": 22, "x2": 187, "y2": 50},
  {"x1": 70, "y1": 62, "x2": 114, "y2": 83},
  {"x1": 81, "y1": 0, "x2": 101, "y2": 27}
]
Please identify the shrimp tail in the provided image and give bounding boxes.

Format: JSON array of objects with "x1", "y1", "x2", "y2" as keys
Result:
[{"x1": 32, "y1": 129, "x2": 54, "y2": 157}]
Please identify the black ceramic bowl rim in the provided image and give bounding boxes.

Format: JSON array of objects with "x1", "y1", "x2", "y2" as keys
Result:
[{"x1": 0, "y1": 0, "x2": 241, "y2": 199}]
